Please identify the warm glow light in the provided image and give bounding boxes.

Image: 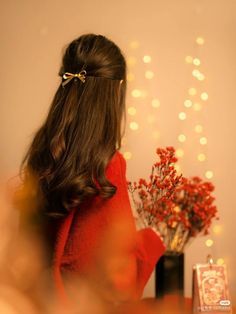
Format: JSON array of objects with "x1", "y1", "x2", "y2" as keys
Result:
[
  {"x1": 127, "y1": 57, "x2": 137, "y2": 66},
  {"x1": 130, "y1": 41, "x2": 140, "y2": 49},
  {"x1": 198, "y1": 73, "x2": 205, "y2": 81},
  {"x1": 145, "y1": 70, "x2": 154, "y2": 79},
  {"x1": 131, "y1": 89, "x2": 141, "y2": 98},
  {"x1": 127, "y1": 73, "x2": 135, "y2": 82},
  {"x1": 123, "y1": 151, "x2": 132, "y2": 160},
  {"x1": 188, "y1": 88, "x2": 197, "y2": 96},
  {"x1": 128, "y1": 107, "x2": 137, "y2": 116},
  {"x1": 217, "y1": 258, "x2": 225, "y2": 266},
  {"x1": 129, "y1": 122, "x2": 139, "y2": 130},
  {"x1": 140, "y1": 90, "x2": 148, "y2": 98},
  {"x1": 176, "y1": 149, "x2": 184, "y2": 158},
  {"x1": 152, "y1": 130, "x2": 160, "y2": 139},
  {"x1": 178, "y1": 134, "x2": 186, "y2": 142},
  {"x1": 193, "y1": 58, "x2": 201, "y2": 66},
  {"x1": 184, "y1": 99, "x2": 193, "y2": 108},
  {"x1": 143, "y1": 55, "x2": 151, "y2": 63},
  {"x1": 205, "y1": 239, "x2": 214, "y2": 247},
  {"x1": 185, "y1": 56, "x2": 193, "y2": 63},
  {"x1": 179, "y1": 112, "x2": 187, "y2": 120},
  {"x1": 198, "y1": 153, "x2": 206, "y2": 162},
  {"x1": 174, "y1": 164, "x2": 182, "y2": 174},
  {"x1": 193, "y1": 102, "x2": 202, "y2": 111},
  {"x1": 192, "y1": 69, "x2": 201, "y2": 77},
  {"x1": 200, "y1": 137, "x2": 208, "y2": 145},
  {"x1": 213, "y1": 225, "x2": 222, "y2": 235},
  {"x1": 152, "y1": 98, "x2": 160, "y2": 108},
  {"x1": 147, "y1": 115, "x2": 155, "y2": 124},
  {"x1": 201, "y1": 92, "x2": 209, "y2": 101},
  {"x1": 195, "y1": 124, "x2": 203, "y2": 133},
  {"x1": 205, "y1": 170, "x2": 214, "y2": 179},
  {"x1": 196, "y1": 37, "x2": 205, "y2": 45},
  {"x1": 121, "y1": 137, "x2": 127, "y2": 146}
]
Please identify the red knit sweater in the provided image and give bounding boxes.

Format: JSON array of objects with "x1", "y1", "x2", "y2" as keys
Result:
[{"x1": 52, "y1": 151, "x2": 165, "y2": 305}]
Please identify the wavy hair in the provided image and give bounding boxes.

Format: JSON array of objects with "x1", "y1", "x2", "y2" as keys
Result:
[{"x1": 20, "y1": 34, "x2": 127, "y2": 217}]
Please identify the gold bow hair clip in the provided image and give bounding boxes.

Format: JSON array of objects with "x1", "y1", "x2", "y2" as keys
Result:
[{"x1": 62, "y1": 70, "x2": 87, "y2": 87}]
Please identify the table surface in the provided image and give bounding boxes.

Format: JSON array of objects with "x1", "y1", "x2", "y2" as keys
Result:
[{"x1": 113, "y1": 294, "x2": 235, "y2": 314}]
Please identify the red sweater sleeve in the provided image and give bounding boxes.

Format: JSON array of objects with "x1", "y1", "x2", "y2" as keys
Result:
[{"x1": 52, "y1": 151, "x2": 165, "y2": 304}]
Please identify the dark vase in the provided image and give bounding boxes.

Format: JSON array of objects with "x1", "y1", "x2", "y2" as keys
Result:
[{"x1": 155, "y1": 253, "x2": 184, "y2": 298}]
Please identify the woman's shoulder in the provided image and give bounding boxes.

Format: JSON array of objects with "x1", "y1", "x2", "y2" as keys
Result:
[{"x1": 106, "y1": 150, "x2": 126, "y2": 176}]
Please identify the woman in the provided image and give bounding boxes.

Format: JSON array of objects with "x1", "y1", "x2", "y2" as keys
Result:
[{"x1": 19, "y1": 33, "x2": 165, "y2": 308}]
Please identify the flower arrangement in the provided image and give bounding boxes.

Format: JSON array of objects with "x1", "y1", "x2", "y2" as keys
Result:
[{"x1": 128, "y1": 147, "x2": 218, "y2": 255}]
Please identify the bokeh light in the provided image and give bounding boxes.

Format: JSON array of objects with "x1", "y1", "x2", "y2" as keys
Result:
[
  {"x1": 205, "y1": 239, "x2": 214, "y2": 247},
  {"x1": 193, "y1": 102, "x2": 202, "y2": 111},
  {"x1": 123, "y1": 151, "x2": 132, "y2": 160},
  {"x1": 201, "y1": 92, "x2": 209, "y2": 101},
  {"x1": 195, "y1": 124, "x2": 203, "y2": 133},
  {"x1": 178, "y1": 134, "x2": 186, "y2": 142},
  {"x1": 213, "y1": 225, "x2": 222, "y2": 235},
  {"x1": 185, "y1": 56, "x2": 193, "y2": 63},
  {"x1": 127, "y1": 73, "x2": 135, "y2": 82},
  {"x1": 193, "y1": 58, "x2": 201, "y2": 66},
  {"x1": 176, "y1": 148, "x2": 184, "y2": 158},
  {"x1": 179, "y1": 112, "x2": 187, "y2": 120},
  {"x1": 143, "y1": 55, "x2": 151, "y2": 63},
  {"x1": 200, "y1": 137, "x2": 208, "y2": 145},
  {"x1": 127, "y1": 56, "x2": 137, "y2": 66},
  {"x1": 152, "y1": 98, "x2": 160, "y2": 108},
  {"x1": 129, "y1": 41, "x2": 140, "y2": 49},
  {"x1": 127, "y1": 107, "x2": 137, "y2": 116},
  {"x1": 205, "y1": 170, "x2": 214, "y2": 179},
  {"x1": 188, "y1": 88, "x2": 197, "y2": 96},
  {"x1": 196, "y1": 37, "x2": 205, "y2": 45},
  {"x1": 145, "y1": 71, "x2": 154, "y2": 79},
  {"x1": 184, "y1": 99, "x2": 193, "y2": 108},
  {"x1": 131, "y1": 89, "x2": 141, "y2": 98},
  {"x1": 198, "y1": 153, "x2": 206, "y2": 162},
  {"x1": 129, "y1": 122, "x2": 139, "y2": 130}
]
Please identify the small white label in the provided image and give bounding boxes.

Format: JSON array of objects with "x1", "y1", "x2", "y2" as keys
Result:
[{"x1": 220, "y1": 300, "x2": 231, "y2": 306}]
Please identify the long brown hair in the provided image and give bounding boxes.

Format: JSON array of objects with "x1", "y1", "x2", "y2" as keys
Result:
[{"x1": 20, "y1": 34, "x2": 127, "y2": 217}]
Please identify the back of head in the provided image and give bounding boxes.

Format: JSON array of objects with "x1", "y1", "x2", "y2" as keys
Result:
[{"x1": 20, "y1": 34, "x2": 127, "y2": 217}]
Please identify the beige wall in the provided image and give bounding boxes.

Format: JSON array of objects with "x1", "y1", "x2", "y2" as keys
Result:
[{"x1": 1, "y1": 0, "x2": 235, "y2": 302}]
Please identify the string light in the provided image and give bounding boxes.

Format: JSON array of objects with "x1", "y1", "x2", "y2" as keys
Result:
[
  {"x1": 196, "y1": 37, "x2": 205, "y2": 45},
  {"x1": 188, "y1": 88, "x2": 197, "y2": 96},
  {"x1": 179, "y1": 112, "x2": 187, "y2": 120},
  {"x1": 127, "y1": 73, "x2": 135, "y2": 82},
  {"x1": 205, "y1": 170, "x2": 214, "y2": 179},
  {"x1": 128, "y1": 107, "x2": 137, "y2": 116},
  {"x1": 129, "y1": 41, "x2": 139, "y2": 49},
  {"x1": 195, "y1": 124, "x2": 203, "y2": 133},
  {"x1": 129, "y1": 122, "x2": 139, "y2": 130},
  {"x1": 143, "y1": 55, "x2": 151, "y2": 63},
  {"x1": 192, "y1": 69, "x2": 201, "y2": 78},
  {"x1": 176, "y1": 149, "x2": 184, "y2": 158},
  {"x1": 193, "y1": 102, "x2": 202, "y2": 111},
  {"x1": 198, "y1": 73, "x2": 205, "y2": 81},
  {"x1": 200, "y1": 137, "x2": 208, "y2": 145},
  {"x1": 152, "y1": 130, "x2": 160, "y2": 139},
  {"x1": 185, "y1": 56, "x2": 193, "y2": 63},
  {"x1": 184, "y1": 99, "x2": 193, "y2": 108},
  {"x1": 178, "y1": 134, "x2": 187, "y2": 142},
  {"x1": 152, "y1": 99, "x2": 160, "y2": 108},
  {"x1": 123, "y1": 151, "x2": 132, "y2": 160},
  {"x1": 131, "y1": 89, "x2": 141, "y2": 98},
  {"x1": 174, "y1": 164, "x2": 182, "y2": 174},
  {"x1": 198, "y1": 153, "x2": 206, "y2": 162},
  {"x1": 147, "y1": 115, "x2": 156, "y2": 124},
  {"x1": 127, "y1": 57, "x2": 137, "y2": 66},
  {"x1": 205, "y1": 239, "x2": 214, "y2": 247},
  {"x1": 213, "y1": 225, "x2": 222, "y2": 235},
  {"x1": 201, "y1": 92, "x2": 209, "y2": 101},
  {"x1": 193, "y1": 58, "x2": 201, "y2": 66},
  {"x1": 145, "y1": 71, "x2": 154, "y2": 79}
]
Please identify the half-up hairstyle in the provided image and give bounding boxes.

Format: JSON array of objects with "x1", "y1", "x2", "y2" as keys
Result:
[{"x1": 20, "y1": 34, "x2": 127, "y2": 217}]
